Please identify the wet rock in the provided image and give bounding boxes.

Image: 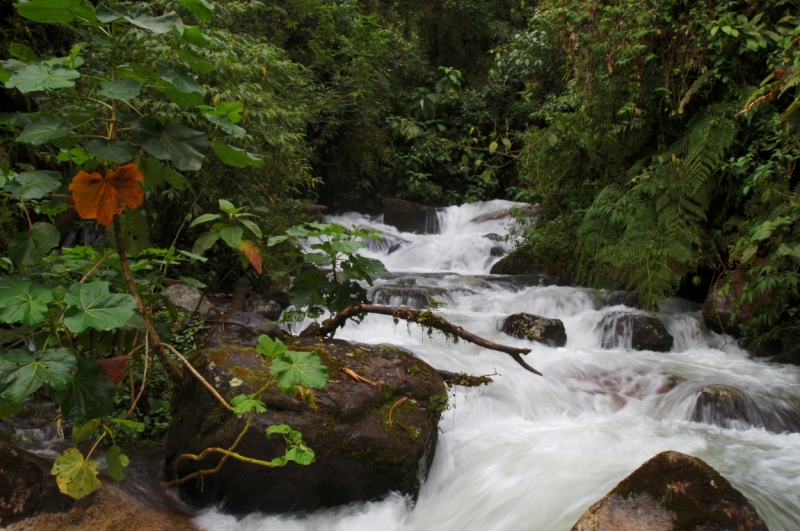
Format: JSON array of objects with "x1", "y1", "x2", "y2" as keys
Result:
[
  {"x1": 564, "y1": 366, "x2": 677, "y2": 410},
  {"x1": 384, "y1": 198, "x2": 441, "y2": 234},
  {"x1": 489, "y1": 246, "x2": 505, "y2": 257},
  {"x1": 470, "y1": 205, "x2": 536, "y2": 224},
  {"x1": 772, "y1": 342, "x2": 800, "y2": 365},
  {"x1": 206, "y1": 312, "x2": 291, "y2": 348},
  {"x1": 483, "y1": 233, "x2": 503, "y2": 242},
  {"x1": 304, "y1": 204, "x2": 328, "y2": 221},
  {"x1": 0, "y1": 439, "x2": 75, "y2": 526},
  {"x1": 489, "y1": 252, "x2": 547, "y2": 275},
  {"x1": 370, "y1": 285, "x2": 450, "y2": 309},
  {"x1": 598, "y1": 313, "x2": 673, "y2": 352},
  {"x1": 245, "y1": 295, "x2": 283, "y2": 321},
  {"x1": 265, "y1": 289, "x2": 291, "y2": 309},
  {"x1": 702, "y1": 270, "x2": 778, "y2": 337},
  {"x1": 597, "y1": 290, "x2": 641, "y2": 309},
  {"x1": 500, "y1": 313, "x2": 567, "y2": 347},
  {"x1": 364, "y1": 231, "x2": 410, "y2": 252},
  {"x1": 4, "y1": 483, "x2": 198, "y2": 531},
  {"x1": 165, "y1": 338, "x2": 446, "y2": 514},
  {"x1": 388, "y1": 243, "x2": 402, "y2": 254},
  {"x1": 163, "y1": 284, "x2": 214, "y2": 316},
  {"x1": 570, "y1": 450, "x2": 767, "y2": 531},
  {"x1": 690, "y1": 385, "x2": 800, "y2": 434}
]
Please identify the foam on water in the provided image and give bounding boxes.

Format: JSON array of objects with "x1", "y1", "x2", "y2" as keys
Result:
[{"x1": 195, "y1": 200, "x2": 800, "y2": 531}]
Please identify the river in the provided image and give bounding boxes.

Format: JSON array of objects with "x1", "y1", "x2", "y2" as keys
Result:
[{"x1": 192, "y1": 200, "x2": 800, "y2": 531}]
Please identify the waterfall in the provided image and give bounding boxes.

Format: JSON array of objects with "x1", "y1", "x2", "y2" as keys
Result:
[{"x1": 191, "y1": 200, "x2": 800, "y2": 530}]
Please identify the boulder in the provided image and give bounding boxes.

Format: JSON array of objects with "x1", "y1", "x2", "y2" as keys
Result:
[
  {"x1": 597, "y1": 291, "x2": 641, "y2": 309},
  {"x1": 489, "y1": 246, "x2": 505, "y2": 257},
  {"x1": 163, "y1": 284, "x2": 214, "y2": 316},
  {"x1": 571, "y1": 450, "x2": 767, "y2": 531},
  {"x1": 483, "y1": 233, "x2": 503, "y2": 242},
  {"x1": 702, "y1": 270, "x2": 777, "y2": 337},
  {"x1": 500, "y1": 313, "x2": 567, "y2": 347},
  {"x1": 690, "y1": 385, "x2": 800, "y2": 434},
  {"x1": 206, "y1": 311, "x2": 291, "y2": 349},
  {"x1": 469, "y1": 204, "x2": 536, "y2": 224},
  {"x1": 369, "y1": 285, "x2": 450, "y2": 309},
  {"x1": 164, "y1": 337, "x2": 446, "y2": 514},
  {"x1": 384, "y1": 198, "x2": 441, "y2": 234},
  {"x1": 598, "y1": 313, "x2": 673, "y2": 352},
  {"x1": 489, "y1": 252, "x2": 545, "y2": 275},
  {"x1": 245, "y1": 295, "x2": 283, "y2": 321},
  {"x1": 0, "y1": 439, "x2": 75, "y2": 526}
]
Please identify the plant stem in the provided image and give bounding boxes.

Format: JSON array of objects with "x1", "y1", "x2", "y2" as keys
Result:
[{"x1": 162, "y1": 343, "x2": 232, "y2": 411}]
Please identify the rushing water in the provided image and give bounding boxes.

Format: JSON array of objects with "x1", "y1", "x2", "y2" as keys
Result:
[{"x1": 188, "y1": 200, "x2": 800, "y2": 530}]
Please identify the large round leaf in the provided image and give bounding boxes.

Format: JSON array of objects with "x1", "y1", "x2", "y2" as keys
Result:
[
  {"x1": 97, "y1": 78, "x2": 142, "y2": 101},
  {"x1": 4, "y1": 170, "x2": 61, "y2": 199},
  {"x1": 5, "y1": 64, "x2": 79, "y2": 93},
  {"x1": 87, "y1": 138, "x2": 137, "y2": 163},
  {"x1": 0, "y1": 281, "x2": 54, "y2": 325},
  {"x1": 8, "y1": 222, "x2": 60, "y2": 266},
  {"x1": 15, "y1": 117, "x2": 73, "y2": 145},
  {"x1": 51, "y1": 448, "x2": 101, "y2": 500},
  {"x1": 135, "y1": 119, "x2": 207, "y2": 172},
  {"x1": 63, "y1": 281, "x2": 137, "y2": 333},
  {"x1": 0, "y1": 348, "x2": 77, "y2": 402},
  {"x1": 212, "y1": 140, "x2": 262, "y2": 168},
  {"x1": 69, "y1": 163, "x2": 144, "y2": 226},
  {"x1": 16, "y1": 0, "x2": 97, "y2": 24},
  {"x1": 55, "y1": 358, "x2": 117, "y2": 421}
]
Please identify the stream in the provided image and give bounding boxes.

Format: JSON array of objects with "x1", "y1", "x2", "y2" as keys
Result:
[{"x1": 192, "y1": 200, "x2": 800, "y2": 531}]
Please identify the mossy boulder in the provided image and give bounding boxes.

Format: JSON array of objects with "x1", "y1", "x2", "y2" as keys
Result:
[
  {"x1": 0, "y1": 439, "x2": 75, "y2": 526},
  {"x1": 598, "y1": 313, "x2": 673, "y2": 352},
  {"x1": 500, "y1": 313, "x2": 567, "y2": 347},
  {"x1": 164, "y1": 337, "x2": 446, "y2": 514},
  {"x1": 690, "y1": 385, "x2": 800, "y2": 434},
  {"x1": 489, "y1": 252, "x2": 546, "y2": 275},
  {"x1": 702, "y1": 270, "x2": 780, "y2": 337},
  {"x1": 571, "y1": 450, "x2": 767, "y2": 531}
]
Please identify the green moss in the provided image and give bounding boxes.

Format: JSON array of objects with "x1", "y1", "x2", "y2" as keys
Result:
[
  {"x1": 230, "y1": 365, "x2": 271, "y2": 389},
  {"x1": 208, "y1": 349, "x2": 229, "y2": 364},
  {"x1": 429, "y1": 390, "x2": 451, "y2": 413}
]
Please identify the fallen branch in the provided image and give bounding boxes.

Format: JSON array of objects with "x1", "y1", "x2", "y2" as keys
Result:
[
  {"x1": 319, "y1": 303, "x2": 542, "y2": 376},
  {"x1": 437, "y1": 370, "x2": 495, "y2": 387}
]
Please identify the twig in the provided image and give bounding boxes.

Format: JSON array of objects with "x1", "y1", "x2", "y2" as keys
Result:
[
  {"x1": 341, "y1": 367, "x2": 377, "y2": 386},
  {"x1": 318, "y1": 303, "x2": 543, "y2": 376},
  {"x1": 126, "y1": 334, "x2": 149, "y2": 418},
  {"x1": 162, "y1": 343, "x2": 233, "y2": 411},
  {"x1": 80, "y1": 249, "x2": 115, "y2": 283},
  {"x1": 387, "y1": 397, "x2": 407, "y2": 428},
  {"x1": 0, "y1": 412, "x2": 61, "y2": 429}
]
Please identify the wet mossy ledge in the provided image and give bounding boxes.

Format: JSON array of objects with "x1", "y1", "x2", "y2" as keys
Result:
[{"x1": 164, "y1": 337, "x2": 446, "y2": 514}]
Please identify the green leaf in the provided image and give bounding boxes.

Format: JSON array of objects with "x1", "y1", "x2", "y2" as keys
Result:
[
  {"x1": 51, "y1": 448, "x2": 101, "y2": 500},
  {"x1": 17, "y1": 0, "x2": 97, "y2": 24},
  {"x1": 106, "y1": 445, "x2": 129, "y2": 481},
  {"x1": 219, "y1": 225, "x2": 243, "y2": 249},
  {"x1": 86, "y1": 138, "x2": 137, "y2": 164},
  {"x1": 71, "y1": 418, "x2": 101, "y2": 444},
  {"x1": 0, "y1": 348, "x2": 77, "y2": 402},
  {"x1": 4, "y1": 170, "x2": 61, "y2": 199},
  {"x1": 16, "y1": 118, "x2": 73, "y2": 145},
  {"x1": 97, "y1": 78, "x2": 142, "y2": 101},
  {"x1": 256, "y1": 335, "x2": 287, "y2": 358},
  {"x1": 8, "y1": 222, "x2": 61, "y2": 266},
  {"x1": 741, "y1": 244, "x2": 758, "y2": 263},
  {"x1": 163, "y1": 165, "x2": 194, "y2": 191},
  {"x1": 135, "y1": 119, "x2": 207, "y2": 172},
  {"x1": 240, "y1": 219, "x2": 262, "y2": 238},
  {"x1": 289, "y1": 270, "x2": 328, "y2": 309},
  {"x1": 266, "y1": 424, "x2": 292, "y2": 436},
  {"x1": 63, "y1": 281, "x2": 137, "y2": 333},
  {"x1": 218, "y1": 199, "x2": 236, "y2": 213},
  {"x1": 108, "y1": 418, "x2": 145, "y2": 429},
  {"x1": 176, "y1": 0, "x2": 214, "y2": 23},
  {"x1": 230, "y1": 394, "x2": 267, "y2": 414},
  {"x1": 182, "y1": 26, "x2": 211, "y2": 47},
  {"x1": 329, "y1": 240, "x2": 363, "y2": 255},
  {"x1": 178, "y1": 276, "x2": 206, "y2": 289},
  {"x1": 5, "y1": 64, "x2": 80, "y2": 93},
  {"x1": 94, "y1": 3, "x2": 127, "y2": 23},
  {"x1": 190, "y1": 213, "x2": 221, "y2": 227},
  {"x1": 0, "y1": 397, "x2": 22, "y2": 418},
  {"x1": 177, "y1": 50, "x2": 217, "y2": 74},
  {"x1": 126, "y1": 11, "x2": 184, "y2": 34},
  {"x1": 191, "y1": 231, "x2": 220, "y2": 254},
  {"x1": 205, "y1": 114, "x2": 245, "y2": 137},
  {"x1": 157, "y1": 62, "x2": 200, "y2": 93},
  {"x1": 270, "y1": 351, "x2": 328, "y2": 390},
  {"x1": 280, "y1": 445, "x2": 315, "y2": 465},
  {"x1": 0, "y1": 281, "x2": 54, "y2": 325},
  {"x1": 212, "y1": 140, "x2": 262, "y2": 168},
  {"x1": 55, "y1": 358, "x2": 117, "y2": 421},
  {"x1": 9, "y1": 43, "x2": 39, "y2": 63},
  {"x1": 489, "y1": 141, "x2": 498, "y2": 154}
]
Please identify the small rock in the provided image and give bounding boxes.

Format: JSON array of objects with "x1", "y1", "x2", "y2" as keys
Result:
[
  {"x1": 597, "y1": 290, "x2": 641, "y2": 309},
  {"x1": 489, "y1": 246, "x2": 505, "y2": 257},
  {"x1": 0, "y1": 439, "x2": 75, "y2": 526},
  {"x1": 370, "y1": 285, "x2": 450, "y2": 309},
  {"x1": 206, "y1": 312, "x2": 291, "y2": 348},
  {"x1": 163, "y1": 285, "x2": 214, "y2": 316},
  {"x1": 501, "y1": 313, "x2": 567, "y2": 347},
  {"x1": 245, "y1": 295, "x2": 283, "y2": 321},
  {"x1": 570, "y1": 450, "x2": 767, "y2": 531},
  {"x1": 388, "y1": 243, "x2": 402, "y2": 254},
  {"x1": 598, "y1": 313, "x2": 673, "y2": 352},
  {"x1": 483, "y1": 233, "x2": 503, "y2": 242}
]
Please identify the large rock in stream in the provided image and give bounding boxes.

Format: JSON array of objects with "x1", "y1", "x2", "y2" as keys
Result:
[
  {"x1": 597, "y1": 313, "x2": 673, "y2": 352},
  {"x1": 701, "y1": 270, "x2": 780, "y2": 337},
  {"x1": 384, "y1": 198, "x2": 441, "y2": 234},
  {"x1": 501, "y1": 313, "x2": 567, "y2": 347},
  {"x1": 571, "y1": 450, "x2": 767, "y2": 531},
  {"x1": 165, "y1": 337, "x2": 446, "y2": 514}
]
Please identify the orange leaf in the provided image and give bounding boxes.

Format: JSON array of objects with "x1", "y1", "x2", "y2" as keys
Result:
[
  {"x1": 98, "y1": 356, "x2": 127, "y2": 384},
  {"x1": 239, "y1": 239, "x2": 262, "y2": 273},
  {"x1": 69, "y1": 163, "x2": 144, "y2": 226}
]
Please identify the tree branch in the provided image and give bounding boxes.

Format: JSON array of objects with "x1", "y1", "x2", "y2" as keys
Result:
[{"x1": 318, "y1": 303, "x2": 542, "y2": 376}]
